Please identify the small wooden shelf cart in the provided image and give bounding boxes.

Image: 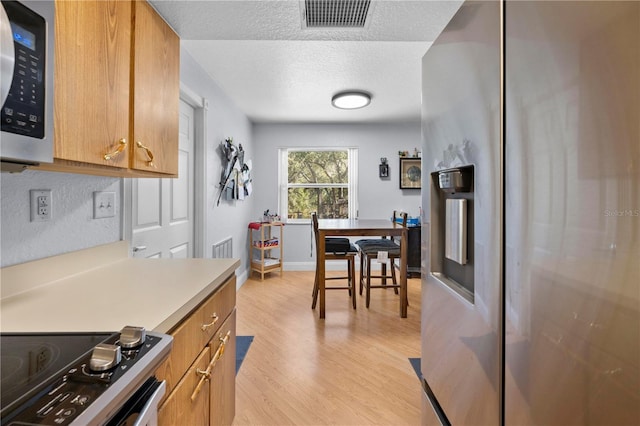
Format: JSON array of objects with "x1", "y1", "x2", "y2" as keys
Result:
[{"x1": 249, "y1": 222, "x2": 284, "y2": 280}]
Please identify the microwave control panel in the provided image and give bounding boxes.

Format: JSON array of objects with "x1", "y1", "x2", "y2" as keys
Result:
[{"x1": 1, "y1": 0, "x2": 46, "y2": 139}]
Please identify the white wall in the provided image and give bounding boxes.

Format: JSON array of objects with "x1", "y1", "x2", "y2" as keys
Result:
[
  {"x1": 0, "y1": 49, "x2": 255, "y2": 279},
  {"x1": 252, "y1": 122, "x2": 422, "y2": 268},
  {"x1": 0, "y1": 50, "x2": 419, "y2": 277},
  {"x1": 179, "y1": 49, "x2": 255, "y2": 281},
  {"x1": 0, "y1": 171, "x2": 121, "y2": 267}
]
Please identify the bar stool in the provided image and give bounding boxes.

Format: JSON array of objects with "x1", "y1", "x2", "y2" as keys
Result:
[
  {"x1": 356, "y1": 211, "x2": 407, "y2": 308},
  {"x1": 311, "y1": 212, "x2": 358, "y2": 310}
]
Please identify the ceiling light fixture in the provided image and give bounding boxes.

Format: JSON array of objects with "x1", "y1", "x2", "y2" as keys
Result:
[{"x1": 331, "y1": 91, "x2": 371, "y2": 110}]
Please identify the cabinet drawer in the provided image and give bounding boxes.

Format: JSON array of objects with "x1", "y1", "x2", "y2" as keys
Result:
[
  {"x1": 156, "y1": 275, "x2": 236, "y2": 395},
  {"x1": 158, "y1": 346, "x2": 210, "y2": 426},
  {"x1": 200, "y1": 276, "x2": 236, "y2": 345}
]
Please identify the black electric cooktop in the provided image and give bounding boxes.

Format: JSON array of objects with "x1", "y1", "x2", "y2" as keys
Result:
[
  {"x1": 1, "y1": 328, "x2": 172, "y2": 425},
  {"x1": 0, "y1": 332, "x2": 115, "y2": 420}
]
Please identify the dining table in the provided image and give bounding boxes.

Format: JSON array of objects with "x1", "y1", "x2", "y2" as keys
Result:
[{"x1": 316, "y1": 218, "x2": 409, "y2": 319}]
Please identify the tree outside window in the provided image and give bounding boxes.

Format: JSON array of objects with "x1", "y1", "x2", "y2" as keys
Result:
[{"x1": 279, "y1": 148, "x2": 358, "y2": 222}]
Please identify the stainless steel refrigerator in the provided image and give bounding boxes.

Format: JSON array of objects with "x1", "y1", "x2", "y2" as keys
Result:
[{"x1": 420, "y1": 1, "x2": 639, "y2": 424}]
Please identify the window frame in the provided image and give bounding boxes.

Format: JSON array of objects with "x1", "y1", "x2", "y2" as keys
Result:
[{"x1": 278, "y1": 147, "x2": 358, "y2": 224}]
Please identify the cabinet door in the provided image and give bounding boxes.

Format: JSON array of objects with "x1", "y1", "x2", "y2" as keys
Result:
[
  {"x1": 54, "y1": 0, "x2": 131, "y2": 168},
  {"x1": 131, "y1": 0, "x2": 179, "y2": 175},
  {"x1": 209, "y1": 310, "x2": 236, "y2": 426},
  {"x1": 158, "y1": 346, "x2": 210, "y2": 426}
]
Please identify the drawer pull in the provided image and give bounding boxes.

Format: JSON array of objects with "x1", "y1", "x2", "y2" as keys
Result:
[
  {"x1": 190, "y1": 330, "x2": 231, "y2": 402},
  {"x1": 136, "y1": 140, "x2": 156, "y2": 168},
  {"x1": 103, "y1": 138, "x2": 127, "y2": 161},
  {"x1": 201, "y1": 313, "x2": 219, "y2": 331}
]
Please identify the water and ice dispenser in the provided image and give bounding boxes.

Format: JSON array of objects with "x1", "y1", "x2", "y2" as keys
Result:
[{"x1": 430, "y1": 165, "x2": 474, "y2": 303}]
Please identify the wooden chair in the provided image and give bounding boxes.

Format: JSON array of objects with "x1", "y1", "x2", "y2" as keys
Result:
[
  {"x1": 311, "y1": 212, "x2": 358, "y2": 310},
  {"x1": 356, "y1": 211, "x2": 407, "y2": 308}
]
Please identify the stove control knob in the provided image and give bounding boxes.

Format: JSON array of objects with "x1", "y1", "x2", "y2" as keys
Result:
[
  {"x1": 89, "y1": 343, "x2": 122, "y2": 371},
  {"x1": 120, "y1": 326, "x2": 146, "y2": 349}
]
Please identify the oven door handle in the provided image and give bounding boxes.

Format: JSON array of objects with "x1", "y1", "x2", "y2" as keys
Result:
[{"x1": 131, "y1": 379, "x2": 166, "y2": 426}]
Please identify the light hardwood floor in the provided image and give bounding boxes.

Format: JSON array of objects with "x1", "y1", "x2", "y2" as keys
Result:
[{"x1": 234, "y1": 271, "x2": 422, "y2": 425}]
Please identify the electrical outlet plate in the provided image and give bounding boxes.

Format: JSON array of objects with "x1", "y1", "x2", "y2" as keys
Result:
[
  {"x1": 93, "y1": 191, "x2": 116, "y2": 219},
  {"x1": 30, "y1": 189, "x2": 52, "y2": 221}
]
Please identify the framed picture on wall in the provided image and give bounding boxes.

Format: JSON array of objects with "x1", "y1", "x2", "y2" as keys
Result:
[
  {"x1": 379, "y1": 157, "x2": 389, "y2": 178},
  {"x1": 399, "y1": 157, "x2": 421, "y2": 189}
]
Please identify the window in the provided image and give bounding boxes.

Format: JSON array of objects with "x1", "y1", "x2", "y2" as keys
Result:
[{"x1": 279, "y1": 148, "x2": 358, "y2": 222}]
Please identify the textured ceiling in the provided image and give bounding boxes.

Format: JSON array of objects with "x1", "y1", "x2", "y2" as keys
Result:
[{"x1": 151, "y1": 0, "x2": 463, "y2": 123}]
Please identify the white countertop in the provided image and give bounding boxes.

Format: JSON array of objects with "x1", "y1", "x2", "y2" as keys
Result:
[{"x1": 0, "y1": 241, "x2": 240, "y2": 333}]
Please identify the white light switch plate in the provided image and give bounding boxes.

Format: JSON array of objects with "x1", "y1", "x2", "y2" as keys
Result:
[{"x1": 93, "y1": 191, "x2": 116, "y2": 219}]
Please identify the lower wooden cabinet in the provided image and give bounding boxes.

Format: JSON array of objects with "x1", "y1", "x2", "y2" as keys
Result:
[
  {"x1": 156, "y1": 274, "x2": 236, "y2": 426},
  {"x1": 158, "y1": 346, "x2": 210, "y2": 425},
  {"x1": 209, "y1": 312, "x2": 236, "y2": 426}
]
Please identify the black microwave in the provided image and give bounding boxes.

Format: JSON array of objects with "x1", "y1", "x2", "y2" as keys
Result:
[{"x1": 0, "y1": 0, "x2": 53, "y2": 169}]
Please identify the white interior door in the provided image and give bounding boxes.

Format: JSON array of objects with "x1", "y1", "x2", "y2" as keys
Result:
[{"x1": 130, "y1": 100, "x2": 195, "y2": 258}]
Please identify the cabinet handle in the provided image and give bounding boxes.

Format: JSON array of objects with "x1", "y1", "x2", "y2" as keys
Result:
[
  {"x1": 212, "y1": 331, "x2": 231, "y2": 364},
  {"x1": 201, "y1": 313, "x2": 219, "y2": 331},
  {"x1": 190, "y1": 330, "x2": 231, "y2": 402},
  {"x1": 103, "y1": 138, "x2": 127, "y2": 161},
  {"x1": 195, "y1": 368, "x2": 210, "y2": 380},
  {"x1": 136, "y1": 141, "x2": 156, "y2": 168},
  {"x1": 191, "y1": 367, "x2": 210, "y2": 402}
]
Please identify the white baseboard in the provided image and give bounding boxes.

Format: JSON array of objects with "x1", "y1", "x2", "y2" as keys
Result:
[
  {"x1": 283, "y1": 261, "x2": 316, "y2": 271},
  {"x1": 236, "y1": 269, "x2": 248, "y2": 290},
  {"x1": 237, "y1": 260, "x2": 392, "y2": 290},
  {"x1": 283, "y1": 261, "x2": 388, "y2": 272}
]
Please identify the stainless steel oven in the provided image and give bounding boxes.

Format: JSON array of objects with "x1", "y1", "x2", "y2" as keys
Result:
[
  {"x1": 0, "y1": 0, "x2": 54, "y2": 171},
  {"x1": 0, "y1": 326, "x2": 172, "y2": 426}
]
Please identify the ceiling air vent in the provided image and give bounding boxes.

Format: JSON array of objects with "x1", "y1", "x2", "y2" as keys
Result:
[{"x1": 303, "y1": 0, "x2": 371, "y2": 28}]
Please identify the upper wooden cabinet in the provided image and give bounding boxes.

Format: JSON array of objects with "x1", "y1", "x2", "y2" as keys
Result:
[
  {"x1": 47, "y1": 0, "x2": 179, "y2": 177},
  {"x1": 131, "y1": 0, "x2": 179, "y2": 175}
]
